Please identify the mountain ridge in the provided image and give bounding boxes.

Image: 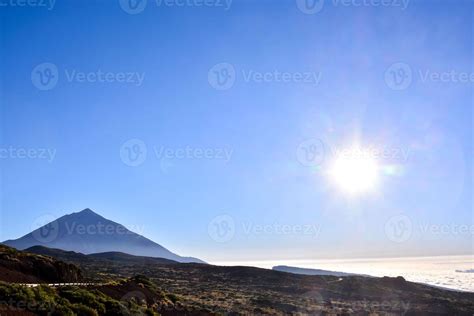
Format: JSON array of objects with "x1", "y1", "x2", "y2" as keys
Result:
[
  {"x1": 26, "y1": 245, "x2": 179, "y2": 265},
  {"x1": 2, "y1": 208, "x2": 204, "y2": 264}
]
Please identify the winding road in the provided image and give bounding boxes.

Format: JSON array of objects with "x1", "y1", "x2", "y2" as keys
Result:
[{"x1": 17, "y1": 283, "x2": 104, "y2": 288}]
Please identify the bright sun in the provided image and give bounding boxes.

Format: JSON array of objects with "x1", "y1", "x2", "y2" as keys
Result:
[{"x1": 328, "y1": 151, "x2": 379, "y2": 195}]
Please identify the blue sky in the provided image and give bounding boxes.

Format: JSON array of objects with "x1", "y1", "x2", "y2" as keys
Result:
[{"x1": 0, "y1": 0, "x2": 472, "y2": 263}]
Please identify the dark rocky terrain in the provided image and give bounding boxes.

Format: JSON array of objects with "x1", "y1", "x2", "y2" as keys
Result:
[
  {"x1": 3, "y1": 245, "x2": 473, "y2": 315},
  {"x1": 0, "y1": 245, "x2": 82, "y2": 283}
]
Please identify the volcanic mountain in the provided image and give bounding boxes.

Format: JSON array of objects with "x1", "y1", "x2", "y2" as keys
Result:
[{"x1": 2, "y1": 208, "x2": 204, "y2": 263}]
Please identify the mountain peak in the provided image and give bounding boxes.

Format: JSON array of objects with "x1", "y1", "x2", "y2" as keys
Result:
[
  {"x1": 78, "y1": 208, "x2": 96, "y2": 215},
  {"x1": 70, "y1": 208, "x2": 104, "y2": 220}
]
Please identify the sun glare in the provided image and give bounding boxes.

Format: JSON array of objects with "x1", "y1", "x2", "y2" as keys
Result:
[{"x1": 329, "y1": 150, "x2": 379, "y2": 195}]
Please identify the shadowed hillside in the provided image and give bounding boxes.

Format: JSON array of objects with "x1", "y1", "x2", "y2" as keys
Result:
[{"x1": 0, "y1": 245, "x2": 82, "y2": 283}]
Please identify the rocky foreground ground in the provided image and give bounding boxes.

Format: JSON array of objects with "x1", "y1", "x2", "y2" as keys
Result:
[{"x1": 1, "y1": 245, "x2": 473, "y2": 315}]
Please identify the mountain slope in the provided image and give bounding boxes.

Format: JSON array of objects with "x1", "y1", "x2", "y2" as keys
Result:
[{"x1": 3, "y1": 208, "x2": 204, "y2": 263}]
